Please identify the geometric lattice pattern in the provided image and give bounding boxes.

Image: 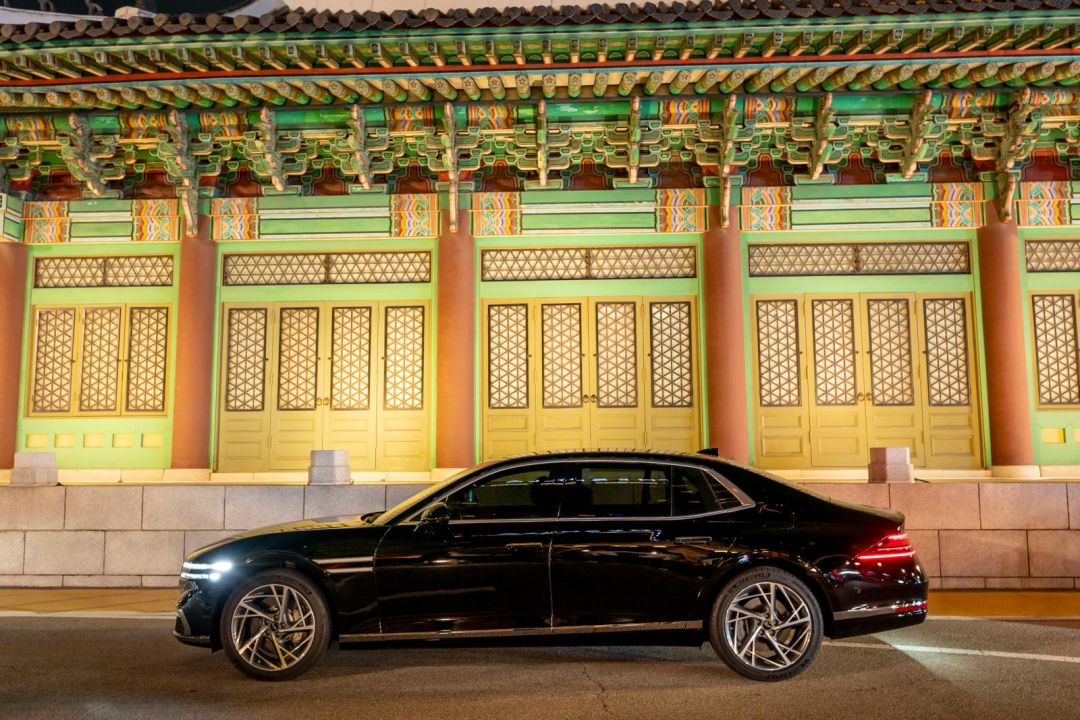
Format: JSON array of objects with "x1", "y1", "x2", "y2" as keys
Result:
[
  {"x1": 224, "y1": 254, "x2": 327, "y2": 285},
  {"x1": 541, "y1": 303, "x2": 583, "y2": 408},
  {"x1": 923, "y1": 298, "x2": 971, "y2": 407},
  {"x1": 596, "y1": 302, "x2": 638, "y2": 408},
  {"x1": 487, "y1": 304, "x2": 529, "y2": 409},
  {"x1": 755, "y1": 300, "x2": 801, "y2": 407},
  {"x1": 748, "y1": 242, "x2": 970, "y2": 276},
  {"x1": 649, "y1": 301, "x2": 693, "y2": 408},
  {"x1": 1031, "y1": 294, "x2": 1080, "y2": 405},
  {"x1": 812, "y1": 299, "x2": 857, "y2": 406},
  {"x1": 31, "y1": 307, "x2": 76, "y2": 413},
  {"x1": 1026, "y1": 240, "x2": 1080, "y2": 273},
  {"x1": 224, "y1": 308, "x2": 267, "y2": 412},
  {"x1": 125, "y1": 307, "x2": 169, "y2": 413},
  {"x1": 78, "y1": 307, "x2": 122, "y2": 413},
  {"x1": 223, "y1": 252, "x2": 431, "y2": 285},
  {"x1": 276, "y1": 307, "x2": 319, "y2": 412},
  {"x1": 331, "y1": 307, "x2": 372, "y2": 411},
  {"x1": 481, "y1": 246, "x2": 696, "y2": 281},
  {"x1": 866, "y1": 299, "x2": 914, "y2": 407},
  {"x1": 383, "y1": 306, "x2": 425, "y2": 411},
  {"x1": 34, "y1": 255, "x2": 174, "y2": 288}
]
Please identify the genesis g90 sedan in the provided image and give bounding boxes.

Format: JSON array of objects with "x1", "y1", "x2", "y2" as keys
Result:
[{"x1": 175, "y1": 450, "x2": 927, "y2": 681}]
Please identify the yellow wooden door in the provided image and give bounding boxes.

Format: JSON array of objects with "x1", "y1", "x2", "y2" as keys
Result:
[
  {"x1": 218, "y1": 304, "x2": 273, "y2": 472},
  {"x1": 323, "y1": 303, "x2": 378, "y2": 471},
  {"x1": 862, "y1": 294, "x2": 926, "y2": 466},
  {"x1": 751, "y1": 296, "x2": 812, "y2": 469},
  {"x1": 917, "y1": 294, "x2": 983, "y2": 468},
  {"x1": 536, "y1": 300, "x2": 590, "y2": 451},
  {"x1": 644, "y1": 298, "x2": 701, "y2": 453},
  {"x1": 806, "y1": 296, "x2": 869, "y2": 466},
  {"x1": 375, "y1": 303, "x2": 431, "y2": 471},
  {"x1": 588, "y1": 299, "x2": 647, "y2": 450},
  {"x1": 481, "y1": 301, "x2": 535, "y2": 460},
  {"x1": 268, "y1": 305, "x2": 324, "y2": 470}
]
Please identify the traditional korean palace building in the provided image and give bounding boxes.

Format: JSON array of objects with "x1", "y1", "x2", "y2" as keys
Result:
[{"x1": 1, "y1": 0, "x2": 1080, "y2": 485}]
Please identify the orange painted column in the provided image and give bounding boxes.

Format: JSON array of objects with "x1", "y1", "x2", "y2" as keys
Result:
[
  {"x1": 435, "y1": 206, "x2": 476, "y2": 468},
  {"x1": 702, "y1": 200, "x2": 750, "y2": 463},
  {"x1": 170, "y1": 216, "x2": 217, "y2": 469},
  {"x1": 976, "y1": 201, "x2": 1034, "y2": 468},
  {"x1": 0, "y1": 240, "x2": 28, "y2": 469}
]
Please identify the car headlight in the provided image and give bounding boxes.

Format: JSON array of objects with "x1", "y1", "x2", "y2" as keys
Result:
[{"x1": 180, "y1": 560, "x2": 233, "y2": 581}]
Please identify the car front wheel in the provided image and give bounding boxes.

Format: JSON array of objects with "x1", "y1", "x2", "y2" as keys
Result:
[
  {"x1": 709, "y1": 567, "x2": 823, "y2": 681},
  {"x1": 220, "y1": 569, "x2": 331, "y2": 680}
]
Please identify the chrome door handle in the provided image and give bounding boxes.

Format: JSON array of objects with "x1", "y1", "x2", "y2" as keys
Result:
[
  {"x1": 674, "y1": 536, "x2": 713, "y2": 545},
  {"x1": 505, "y1": 542, "x2": 545, "y2": 551}
]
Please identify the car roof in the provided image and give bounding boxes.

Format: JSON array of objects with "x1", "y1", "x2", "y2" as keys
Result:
[{"x1": 485, "y1": 449, "x2": 726, "y2": 465}]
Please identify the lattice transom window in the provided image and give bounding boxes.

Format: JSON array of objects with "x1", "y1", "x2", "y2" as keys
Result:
[
  {"x1": 748, "y1": 243, "x2": 970, "y2": 277},
  {"x1": 1026, "y1": 241, "x2": 1080, "y2": 273},
  {"x1": 223, "y1": 252, "x2": 431, "y2": 286},
  {"x1": 649, "y1": 301, "x2": 694, "y2": 408},
  {"x1": 1031, "y1": 293, "x2": 1080, "y2": 406},
  {"x1": 481, "y1": 246, "x2": 696, "y2": 281},
  {"x1": 29, "y1": 305, "x2": 171, "y2": 417},
  {"x1": 34, "y1": 255, "x2": 174, "y2": 288}
]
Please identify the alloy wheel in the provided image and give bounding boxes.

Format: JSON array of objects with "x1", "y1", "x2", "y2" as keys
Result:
[
  {"x1": 722, "y1": 580, "x2": 814, "y2": 671},
  {"x1": 229, "y1": 583, "x2": 318, "y2": 672}
]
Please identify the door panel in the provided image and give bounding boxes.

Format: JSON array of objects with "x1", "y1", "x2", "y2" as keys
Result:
[
  {"x1": 919, "y1": 296, "x2": 982, "y2": 468},
  {"x1": 751, "y1": 292, "x2": 983, "y2": 469},
  {"x1": 864, "y1": 296, "x2": 925, "y2": 465},
  {"x1": 481, "y1": 296, "x2": 700, "y2": 460},
  {"x1": 808, "y1": 297, "x2": 868, "y2": 466},
  {"x1": 591, "y1": 300, "x2": 646, "y2": 449},
  {"x1": 217, "y1": 301, "x2": 430, "y2": 472},
  {"x1": 538, "y1": 302, "x2": 589, "y2": 451},
  {"x1": 269, "y1": 306, "x2": 322, "y2": 470}
]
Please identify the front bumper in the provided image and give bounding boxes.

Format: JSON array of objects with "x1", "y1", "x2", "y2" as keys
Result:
[{"x1": 174, "y1": 579, "x2": 220, "y2": 650}]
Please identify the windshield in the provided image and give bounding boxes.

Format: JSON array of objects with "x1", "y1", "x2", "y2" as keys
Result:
[{"x1": 372, "y1": 461, "x2": 496, "y2": 525}]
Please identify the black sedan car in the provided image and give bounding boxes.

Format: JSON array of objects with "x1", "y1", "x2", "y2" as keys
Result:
[{"x1": 175, "y1": 450, "x2": 927, "y2": 681}]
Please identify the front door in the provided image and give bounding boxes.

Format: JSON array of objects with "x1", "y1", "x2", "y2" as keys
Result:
[
  {"x1": 482, "y1": 296, "x2": 700, "y2": 460},
  {"x1": 752, "y1": 292, "x2": 982, "y2": 469},
  {"x1": 217, "y1": 301, "x2": 430, "y2": 472},
  {"x1": 373, "y1": 462, "x2": 565, "y2": 633}
]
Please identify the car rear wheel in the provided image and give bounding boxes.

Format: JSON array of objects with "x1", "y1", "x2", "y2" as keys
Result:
[
  {"x1": 708, "y1": 567, "x2": 823, "y2": 681},
  {"x1": 220, "y1": 570, "x2": 331, "y2": 681}
]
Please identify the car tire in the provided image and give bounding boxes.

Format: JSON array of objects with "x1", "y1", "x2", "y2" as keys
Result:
[
  {"x1": 220, "y1": 569, "x2": 331, "y2": 681},
  {"x1": 708, "y1": 567, "x2": 823, "y2": 682}
]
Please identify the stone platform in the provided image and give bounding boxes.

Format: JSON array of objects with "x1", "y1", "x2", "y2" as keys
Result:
[{"x1": 0, "y1": 480, "x2": 1077, "y2": 589}]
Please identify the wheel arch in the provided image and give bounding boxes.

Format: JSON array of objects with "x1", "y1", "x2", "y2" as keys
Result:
[
  {"x1": 208, "y1": 552, "x2": 339, "y2": 651},
  {"x1": 697, "y1": 552, "x2": 837, "y2": 637}
]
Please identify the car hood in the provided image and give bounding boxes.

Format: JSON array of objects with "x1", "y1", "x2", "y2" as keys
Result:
[{"x1": 186, "y1": 515, "x2": 372, "y2": 561}]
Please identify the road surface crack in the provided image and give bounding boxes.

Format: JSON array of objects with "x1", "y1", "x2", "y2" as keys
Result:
[{"x1": 580, "y1": 664, "x2": 611, "y2": 717}]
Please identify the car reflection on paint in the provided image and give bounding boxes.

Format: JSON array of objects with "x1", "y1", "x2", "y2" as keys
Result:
[{"x1": 175, "y1": 449, "x2": 927, "y2": 681}]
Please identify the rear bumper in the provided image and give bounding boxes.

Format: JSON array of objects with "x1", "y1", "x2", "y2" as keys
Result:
[{"x1": 830, "y1": 599, "x2": 928, "y2": 638}]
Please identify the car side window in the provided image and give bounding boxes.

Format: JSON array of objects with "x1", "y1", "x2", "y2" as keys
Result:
[
  {"x1": 561, "y1": 464, "x2": 671, "y2": 518},
  {"x1": 442, "y1": 466, "x2": 563, "y2": 520}
]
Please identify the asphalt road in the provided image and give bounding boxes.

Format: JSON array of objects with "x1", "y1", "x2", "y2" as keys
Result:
[{"x1": 1, "y1": 616, "x2": 1078, "y2": 720}]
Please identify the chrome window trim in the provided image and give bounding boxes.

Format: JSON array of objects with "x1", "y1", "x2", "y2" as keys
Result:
[{"x1": 397, "y1": 457, "x2": 755, "y2": 525}]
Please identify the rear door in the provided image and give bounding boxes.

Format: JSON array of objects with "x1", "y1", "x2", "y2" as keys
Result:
[{"x1": 550, "y1": 460, "x2": 755, "y2": 629}]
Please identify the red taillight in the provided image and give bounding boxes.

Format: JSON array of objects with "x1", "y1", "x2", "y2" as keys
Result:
[{"x1": 855, "y1": 532, "x2": 917, "y2": 562}]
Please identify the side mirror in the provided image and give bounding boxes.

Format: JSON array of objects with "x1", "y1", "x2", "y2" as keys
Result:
[{"x1": 417, "y1": 501, "x2": 450, "y2": 532}]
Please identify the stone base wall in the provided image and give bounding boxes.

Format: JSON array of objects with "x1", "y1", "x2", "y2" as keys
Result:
[
  {"x1": 0, "y1": 483, "x2": 428, "y2": 587},
  {"x1": 0, "y1": 481, "x2": 1078, "y2": 589}
]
